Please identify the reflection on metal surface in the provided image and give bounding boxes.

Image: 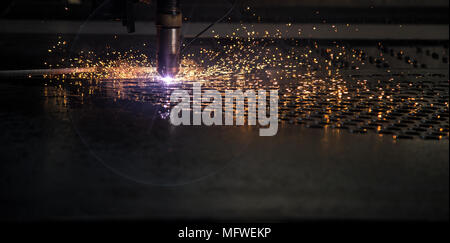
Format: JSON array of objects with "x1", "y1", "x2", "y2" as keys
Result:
[{"x1": 40, "y1": 24, "x2": 449, "y2": 141}]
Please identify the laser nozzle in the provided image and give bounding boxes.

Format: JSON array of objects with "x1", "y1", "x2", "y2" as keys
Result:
[
  {"x1": 156, "y1": 0, "x2": 182, "y2": 78},
  {"x1": 156, "y1": 28, "x2": 180, "y2": 77}
]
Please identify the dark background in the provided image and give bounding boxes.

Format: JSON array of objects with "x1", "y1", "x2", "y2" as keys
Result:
[
  {"x1": 0, "y1": 0, "x2": 448, "y2": 23},
  {"x1": 0, "y1": 0, "x2": 448, "y2": 239}
]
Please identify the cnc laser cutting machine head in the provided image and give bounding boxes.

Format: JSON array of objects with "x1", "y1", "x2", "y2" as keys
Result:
[
  {"x1": 116, "y1": 0, "x2": 182, "y2": 78},
  {"x1": 155, "y1": 0, "x2": 182, "y2": 78}
]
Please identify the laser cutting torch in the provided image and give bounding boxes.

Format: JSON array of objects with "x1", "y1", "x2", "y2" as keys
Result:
[
  {"x1": 118, "y1": 0, "x2": 181, "y2": 78},
  {"x1": 155, "y1": 0, "x2": 182, "y2": 78},
  {"x1": 119, "y1": 0, "x2": 236, "y2": 78}
]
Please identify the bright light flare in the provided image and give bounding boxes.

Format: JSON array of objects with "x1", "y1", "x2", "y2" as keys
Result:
[{"x1": 160, "y1": 75, "x2": 176, "y2": 84}]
